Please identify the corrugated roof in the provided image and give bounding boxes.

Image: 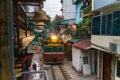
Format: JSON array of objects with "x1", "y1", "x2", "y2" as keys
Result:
[{"x1": 72, "y1": 39, "x2": 91, "y2": 50}]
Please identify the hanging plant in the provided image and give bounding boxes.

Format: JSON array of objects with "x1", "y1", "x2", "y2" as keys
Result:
[
  {"x1": 80, "y1": 5, "x2": 91, "y2": 14},
  {"x1": 80, "y1": 5, "x2": 85, "y2": 10},
  {"x1": 82, "y1": 6, "x2": 91, "y2": 14}
]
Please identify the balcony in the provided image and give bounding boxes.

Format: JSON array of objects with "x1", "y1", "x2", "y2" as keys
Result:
[{"x1": 81, "y1": 6, "x2": 92, "y2": 17}]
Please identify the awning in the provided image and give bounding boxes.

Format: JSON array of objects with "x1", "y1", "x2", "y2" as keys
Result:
[
  {"x1": 58, "y1": 20, "x2": 68, "y2": 25},
  {"x1": 69, "y1": 38, "x2": 81, "y2": 43},
  {"x1": 72, "y1": 39, "x2": 91, "y2": 50},
  {"x1": 64, "y1": 38, "x2": 81, "y2": 44}
]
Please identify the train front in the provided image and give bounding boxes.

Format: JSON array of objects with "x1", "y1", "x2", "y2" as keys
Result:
[{"x1": 43, "y1": 34, "x2": 65, "y2": 64}]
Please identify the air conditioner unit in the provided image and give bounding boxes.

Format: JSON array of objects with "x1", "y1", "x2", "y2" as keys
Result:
[{"x1": 109, "y1": 43, "x2": 120, "y2": 54}]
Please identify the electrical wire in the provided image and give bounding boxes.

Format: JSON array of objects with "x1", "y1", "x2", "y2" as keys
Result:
[{"x1": 43, "y1": 10, "x2": 80, "y2": 13}]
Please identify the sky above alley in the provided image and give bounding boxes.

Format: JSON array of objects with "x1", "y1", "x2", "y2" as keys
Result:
[{"x1": 43, "y1": 0, "x2": 62, "y2": 20}]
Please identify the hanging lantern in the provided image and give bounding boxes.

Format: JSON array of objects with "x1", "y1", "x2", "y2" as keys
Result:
[
  {"x1": 32, "y1": 10, "x2": 49, "y2": 22},
  {"x1": 36, "y1": 22, "x2": 45, "y2": 26},
  {"x1": 72, "y1": 23, "x2": 76, "y2": 31},
  {"x1": 66, "y1": 34, "x2": 71, "y2": 41},
  {"x1": 36, "y1": 22, "x2": 45, "y2": 30},
  {"x1": 37, "y1": 25, "x2": 44, "y2": 30}
]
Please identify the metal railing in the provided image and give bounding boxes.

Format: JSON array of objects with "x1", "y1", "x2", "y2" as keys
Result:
[{"x1": 14, "y1": 70, "x2": 49, "y2": 80}]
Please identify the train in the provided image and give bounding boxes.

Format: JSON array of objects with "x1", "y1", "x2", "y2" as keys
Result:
[{"x1": 43, "y1": 34, "x2": 65, "y2": 64}]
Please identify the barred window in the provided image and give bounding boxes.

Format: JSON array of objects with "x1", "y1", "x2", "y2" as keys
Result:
[{"x1": 83, "y1": 57, "x2": 88, "y2": 64}]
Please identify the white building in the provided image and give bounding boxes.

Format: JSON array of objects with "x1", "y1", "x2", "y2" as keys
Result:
[
  {"x1": 72, "y1": 39, "x2": 93, "y2": 76},
  {"x1": 61, "y1": 0, "x2": 76, "y2": 24},
  {"x1": 91, "y1": 0, "x2": 120, "y2": 80}
]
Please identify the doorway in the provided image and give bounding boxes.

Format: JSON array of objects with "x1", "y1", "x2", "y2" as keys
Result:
[{"x1": 103, "y1": 53, "x2": 112, "y2": 80}]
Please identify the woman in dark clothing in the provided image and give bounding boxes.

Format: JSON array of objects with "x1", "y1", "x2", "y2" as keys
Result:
[{"x1": 33, "y1": 63, "x2": 36, "y2": 71}]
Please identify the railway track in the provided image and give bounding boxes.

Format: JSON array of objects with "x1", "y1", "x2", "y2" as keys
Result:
[
  {"x1": 51, "y1": 65, "x2": 66, "y2": 80},
  {"x1": 45, "y1": 59, "x2": 82, "y2": 80},
  {"x1": 47, "y1": 64, "x2": 72, "y2": 80}
]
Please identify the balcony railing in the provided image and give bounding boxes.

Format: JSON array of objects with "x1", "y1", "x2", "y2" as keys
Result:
[{"x1": 81, "y1": 6, "x2": 91, "y2": 17}]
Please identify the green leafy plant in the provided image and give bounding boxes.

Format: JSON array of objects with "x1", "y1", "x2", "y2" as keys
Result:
[
  {"x1": 74, "y1": 18, "x2": 91, "y2": 39},
  {"x1": 81, "y1": 6, "x2": 91, "y2": 14},
  {"x1": 83, "y1": 6, "x2": 91, "y2": 14}
]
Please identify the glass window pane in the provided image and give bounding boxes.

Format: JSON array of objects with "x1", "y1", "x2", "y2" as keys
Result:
[
  {"x1": 92, "y1": 16, "x2": 100, "y2": 35},
  {"x1": 113, "y1": 11, "x2": 120, "y2": 36},
  {"x1": 52, "y1": 46, "x2": 57, "y2": 52},
  {"x1": 44, "y1": 46, "x2": 52, "y2": 52},
  {"x1": 101, "y1": 15, "x2": 106, "y2": 34},
  {"x1": 107, "y1": 14, "x2": 112, "y2": 35}
]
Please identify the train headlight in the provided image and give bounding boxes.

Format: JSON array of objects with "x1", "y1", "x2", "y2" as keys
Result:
[
  {"x1": 51, "y1": 35, "x2": 58, "y2": 42},
  {"x1": 62, "y1": 35, "x2": 65, "y2": 39},
  {"x1": 51, "y1": 35, "x2": 57, "y2": 40}
]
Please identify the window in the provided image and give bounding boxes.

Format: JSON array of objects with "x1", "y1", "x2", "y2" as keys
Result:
[
  {"x1": 113, "y1": 11, "x2": 120, "y2": 36},
  {"x1": 117, "y1": 58, "x2": 120, "y2": 78},
  {"x1": 83, "y1": 57, "x2": 88, "y2": 64},
  {"x1": 101, "y1": 15, "x2": 106, "y2": 34},
  {"x1": 92, "y1": 10, "x2": 120, "y2": 36},
  {"x1": 92, "y1": 16, "x2": 100, "y2": 35},
  {"x1": 106, "y1": 14, "x2": 112, "y2": 35}
]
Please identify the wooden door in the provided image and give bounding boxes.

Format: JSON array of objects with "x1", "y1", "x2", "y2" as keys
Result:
[{"x1": 103, "y1": 53, "x2": 112, "y2": 80}]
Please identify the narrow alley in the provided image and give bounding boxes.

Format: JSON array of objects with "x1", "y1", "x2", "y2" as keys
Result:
[{"x1": 1, "y1": 0, "x2": 120, "y2": 80}]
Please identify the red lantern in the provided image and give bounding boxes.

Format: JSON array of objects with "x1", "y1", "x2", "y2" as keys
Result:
[{"x1": 72, "y1": 23, "x2": 76, "y2": 31}]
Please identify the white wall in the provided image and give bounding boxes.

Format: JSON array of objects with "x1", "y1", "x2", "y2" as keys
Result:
[
  {"x1": 72, "y1": 47, "x2": 81, "y2": 72},
  {"x1": 72, "y1": 47, "x2": 91, "y2": 75},
  {"x1": 63, "y1": 0, "x2": 75, "y2": 20},
  {"x1": 93, "y1": 0, "x2": 116, "y2": 10},
  {"x1": 92, "y1": 0, "x2": 120, "y2": 14},
  {"x1": 91, "y1": 35, "x2": 120, "y2": 52},
  {"x1": 116, "y1": 77, "x2": 120, "y2": 80}
]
